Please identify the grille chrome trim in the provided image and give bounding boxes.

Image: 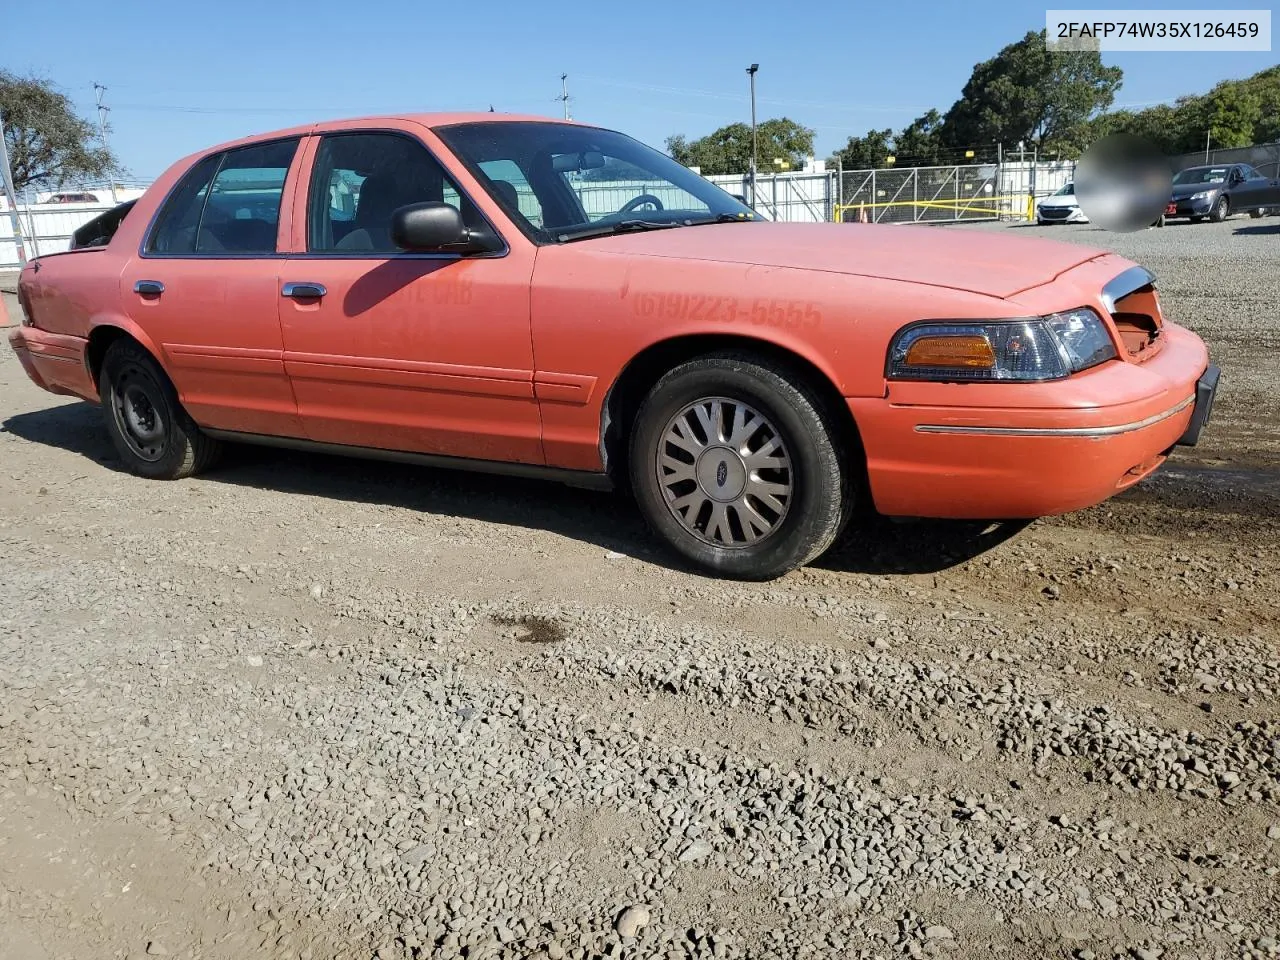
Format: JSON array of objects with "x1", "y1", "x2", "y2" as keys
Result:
[{"x1": 1101, "y1": 265, "x2": 1157, "y2": 314}]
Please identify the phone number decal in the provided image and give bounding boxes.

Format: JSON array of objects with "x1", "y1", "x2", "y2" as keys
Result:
[{"x1": 633, "y1": 292, "x2": 822, "y2": 329}]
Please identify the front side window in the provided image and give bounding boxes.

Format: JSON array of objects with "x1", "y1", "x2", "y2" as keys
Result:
[
  {"x1": 307, "y1": 132, "x2": 483, "y2": 253},
  {"x1": 146, "y1": 139, "x2": 298, "y2": 254},
  {"x1": 477, "y1": 158, "x2": 544, "y2": 228},
  {"x1": 434, "y1": 121, "x2": 759, "y2": 243}
]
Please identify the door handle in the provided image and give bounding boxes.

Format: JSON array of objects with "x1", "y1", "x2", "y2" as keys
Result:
[
  {"x1": 134, "y1": 280, "x2": 164, "y2": 296},
  {"x1": 282, "y1": 282, "x2": 326, "y2": 299}
]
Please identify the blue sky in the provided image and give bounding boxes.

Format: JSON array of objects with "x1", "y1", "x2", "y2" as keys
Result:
[{"x1": 7, "y1": 0, "x2": 1276, "y2": 181}]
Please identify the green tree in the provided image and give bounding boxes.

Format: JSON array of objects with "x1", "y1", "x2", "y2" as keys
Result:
[
  {"x1": 0, "y1": 71, "x2": 121, "y2": 192},
  {"x1": 939, "y1": 29, "x2": 1122, "y2": 158},
  {"x1": 893, "y1": 110, "x2": 944, "y2": 167},
  {"x1": 1180, "y1": 83, "x2": 1263, "y2": 151},
  {"x1": 666, "y1": 118, "x2": 815, "y2": 175},
  {"x1": 1241, "y1": 65, "x2": 1280, "y2": 143},
  {"x1": 829, "y1": 128, "x2": 894, "y2": 170}
]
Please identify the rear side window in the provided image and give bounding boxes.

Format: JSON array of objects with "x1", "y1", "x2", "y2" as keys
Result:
[
  {"x1": 146, "y1": 139, "x2": 299, "y2": 255},
  {"x1": 146, "y1": 154, "x2": 221, "y2": 253}
]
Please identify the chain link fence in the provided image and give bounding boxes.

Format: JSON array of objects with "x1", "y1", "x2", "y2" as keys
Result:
[
  {"x1": 1170, "y1": 142, "x2": 1280, "y2": 179},
  {"x1": 834, "y1": 165, "x2": 1006, "y2": 223}
]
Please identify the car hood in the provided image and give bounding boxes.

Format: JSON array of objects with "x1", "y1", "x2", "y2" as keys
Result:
[
  {"x1": 1171, "y1": 182, "x2": 1222, "y2": 199},
  {"x1": 1038, "y1": 195, "x2": 1078, "y2": 208},
  {"x1": 585, "y1": 222, "x2": 1104, "y2": 299}
]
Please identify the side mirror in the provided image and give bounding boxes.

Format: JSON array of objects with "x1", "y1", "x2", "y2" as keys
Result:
[{"x1": 390, "y1": 202, "x2": 497, "y2": 253}]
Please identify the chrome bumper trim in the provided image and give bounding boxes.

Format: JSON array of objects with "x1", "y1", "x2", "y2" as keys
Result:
[{"x1": 915, "y1": 394, "x2": 1194, "y2": 438}]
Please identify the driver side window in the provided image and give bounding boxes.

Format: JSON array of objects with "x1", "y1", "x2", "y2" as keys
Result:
[{"x1": 308, "y1": 132, "x2": 477, "y2": 253}]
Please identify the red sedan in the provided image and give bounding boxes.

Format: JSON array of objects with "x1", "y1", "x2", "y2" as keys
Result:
[{"x1": 9, "y1": 114, "x2": 1218, "y2": 579}]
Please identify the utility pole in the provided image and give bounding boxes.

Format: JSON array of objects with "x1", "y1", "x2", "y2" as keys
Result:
[
  {"x1": 1204, "y1": 129, "x2": 1211, "y2": 163},
  {"x1": 557, "y1": 74, "x2": 571, "y2": 121},
  {"x1": 94, "y1": 83, "x2": 118, "y2": 203},
  {"x1": 0, "y1": 111, "x2": 27, "y2": 265},
  {"x1": 746, "y1": 64, "x2": 759, "y2": 211}
]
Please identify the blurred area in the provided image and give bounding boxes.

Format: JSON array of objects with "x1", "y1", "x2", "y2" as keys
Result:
[{"x1": 1075, "y1": 134, "x2": 1173, "y2": 232}]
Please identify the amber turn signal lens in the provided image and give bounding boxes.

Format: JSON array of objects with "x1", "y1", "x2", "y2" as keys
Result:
[{"x1": 903, "y1": 335, "x2": 996, "y2": 369}]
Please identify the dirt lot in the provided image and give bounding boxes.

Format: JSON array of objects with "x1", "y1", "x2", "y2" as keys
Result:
[{"x1": 1, "y1": 217, "x2": 1277, "y2": 960}]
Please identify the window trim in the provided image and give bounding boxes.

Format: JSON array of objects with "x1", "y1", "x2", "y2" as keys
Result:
[
  {"x1": 139, "y1": 135, "x2": 302, "y2": 260},
  {"x1": 300, "y1": 128, "x2": 509, "y2": 261}
]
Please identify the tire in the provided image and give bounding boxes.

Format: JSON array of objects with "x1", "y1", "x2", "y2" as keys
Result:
[
  {"x1": 100, "y1": 339, "x2": 222, "y2": 480},
  {"x1": 1250, "y1": 208, "x2": 1267, "y2": 219},
  {"x1": 628, "y1": 353, "x2": 850, "y2": 580},
  {"x1": 1210, "y1": 196, "x2": 1229, "y2": 222}
]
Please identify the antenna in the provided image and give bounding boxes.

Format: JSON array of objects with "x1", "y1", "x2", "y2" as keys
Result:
[
  {"x1": 557, "y1": 74, "x2": 572, "y2": 121},
  {"x1": 93, "y1": 83, "x2": 118, "y2": 203}
]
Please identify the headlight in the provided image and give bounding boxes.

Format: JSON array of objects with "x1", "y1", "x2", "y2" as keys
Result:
[
  {"x1": 1190, "y1": 191, "x2": 1212, "y2": 201},
  {"x1": 887, "y1": 308, "x2": 1118, "y2": 382}
]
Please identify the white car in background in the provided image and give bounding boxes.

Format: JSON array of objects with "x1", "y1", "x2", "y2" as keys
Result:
[{"x1": 1035, "y1": 182, "x2": 1089, "y2": 225}]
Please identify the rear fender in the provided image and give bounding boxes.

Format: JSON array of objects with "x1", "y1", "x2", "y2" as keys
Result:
[{"x1": 86, "y1": 311, "x2": 171, "y2": 389}]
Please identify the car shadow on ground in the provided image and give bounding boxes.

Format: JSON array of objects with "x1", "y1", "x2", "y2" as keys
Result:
[
  {"x1": 4, "y1": 400, "x2": 1031, "y2": 579},
  {"x1": 1232, "y1": 222, "x2": 1280, "y2": 236}
]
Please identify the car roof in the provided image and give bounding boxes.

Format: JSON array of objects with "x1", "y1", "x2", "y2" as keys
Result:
[{"x1": 198, "y1": 113, "x2": 590, "y2": 155}]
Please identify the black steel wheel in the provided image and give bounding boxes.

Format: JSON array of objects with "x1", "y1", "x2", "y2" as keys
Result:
[{"x1": 100, "y1": 339, "x2": 222, "y2": 480}]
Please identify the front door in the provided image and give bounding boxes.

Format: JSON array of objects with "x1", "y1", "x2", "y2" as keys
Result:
[
  {"x1": 279, "y1": 128, "x2": 542, "y2": 464},
  {"x1": 120, "y1": 137, "x2": 304, "y2": 437},
  {"x1": 1230, "y1": 165, "x2": 1275, "y2": 211}
]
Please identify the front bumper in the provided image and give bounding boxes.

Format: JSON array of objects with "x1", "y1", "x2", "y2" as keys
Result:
[
  {"x1": 1165, "y1": 197, "x2": 1214, "y2": 218},
  {"x1": 1036, "y1": 206, "x2": 1087, "y2": 223},
  {"x1": 847, "y1": 323, "x2": 1215, "y2": 519}
]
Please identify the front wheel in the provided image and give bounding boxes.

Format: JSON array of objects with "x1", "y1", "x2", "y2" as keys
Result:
[
  {"x1": 1210, "y1": 196, "x2": 1230, "y2": 222},
  {"x1": 629, "y1": 354, "x2": 850, "y2": 580},
  {"x1": 100, "y1": 339, "x2": 222, "y2": 479}
]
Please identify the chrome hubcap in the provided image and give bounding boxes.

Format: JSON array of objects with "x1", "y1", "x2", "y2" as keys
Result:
[{"x1": 656, "y1": 397, "x2": 793, "y2": 548}]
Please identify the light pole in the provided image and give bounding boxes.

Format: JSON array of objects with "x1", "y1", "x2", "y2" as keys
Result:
[
  {"x1": 746, "y1": 64, "x2": 759, "y2": 209},
  {"x1": 94, "y1": 83, "x2": 118, "y2": 204},
  {"x1": 0, "y1": 111, "x2": 28, "y2": 264}
]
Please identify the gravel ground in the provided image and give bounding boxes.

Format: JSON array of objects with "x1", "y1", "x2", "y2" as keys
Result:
[{"x1": 1, "y1": 217, "x2": 1278, "y2": 960}]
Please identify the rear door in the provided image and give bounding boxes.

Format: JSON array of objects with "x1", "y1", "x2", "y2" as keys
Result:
[
  {"x1": 119, "y1": 138, "x2": 304, "y2": 437},
  {"x1": 277, "y1": 124, "x2": 541, "y2": 463},
  {"x1": 1243, "y1": 164, "x2": 1280, "y2": 207}
]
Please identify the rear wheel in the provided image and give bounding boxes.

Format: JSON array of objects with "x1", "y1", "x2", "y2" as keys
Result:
[
  {"x1": 629, "y1": 354, "x2": 849, "y2": 580},
  {"x1": 1250, "y1": 208, "x2": 1268, "y2": 219},
  {"x1": 100, "y1": 339, "x2": 222, "y2": 479},
  {"x1": 1210, "y1": 196, "x2": 1230, "y2": 222}
]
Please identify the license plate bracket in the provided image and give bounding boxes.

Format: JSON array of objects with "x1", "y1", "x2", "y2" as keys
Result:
[{"x1": 1177, "y1": 364, "x2": 1221, "y2": 446}]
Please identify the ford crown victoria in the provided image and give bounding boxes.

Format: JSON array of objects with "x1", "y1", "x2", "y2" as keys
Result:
[{"x1": 9, "y1": 114, "x2": 1220, "y2": 579}]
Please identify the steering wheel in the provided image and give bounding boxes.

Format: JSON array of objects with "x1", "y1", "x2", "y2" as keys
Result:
[{"x1": 620, "y1": 194, "x2": 664, "y2": 214}]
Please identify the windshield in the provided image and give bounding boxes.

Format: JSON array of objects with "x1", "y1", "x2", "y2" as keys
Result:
[
  {"x1": 434, "y1": 121, "x2": 760, "y2": 242},
  {"x1": 1054, "y1": 183, "x2": 1075, "y2": 196},
  {"x1": 1173, "y1": 167, "x2": 1230, "y2": 185}
]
